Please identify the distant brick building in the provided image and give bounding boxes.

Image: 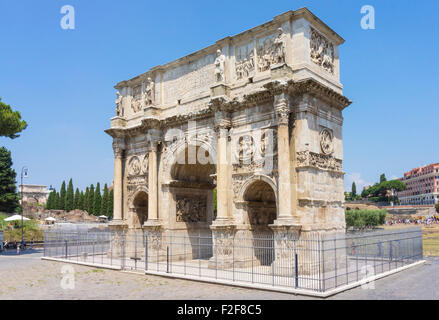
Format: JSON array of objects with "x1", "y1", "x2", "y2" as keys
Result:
[{"x1": 397, "y1": 163, "x2": 439, "y2": 205}]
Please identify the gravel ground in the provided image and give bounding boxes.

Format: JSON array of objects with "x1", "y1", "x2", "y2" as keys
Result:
[{"x1": 0, "y1": 250, "x2": 438, "y2": 300}]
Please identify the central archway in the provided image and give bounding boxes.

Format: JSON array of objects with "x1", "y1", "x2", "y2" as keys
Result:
[{"x1": 170, "y1": 144, "x2": 216, "y2": 259}]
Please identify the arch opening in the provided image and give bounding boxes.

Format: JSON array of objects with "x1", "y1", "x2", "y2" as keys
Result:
[
  {"x1": 243, "y1": 179, "x2": 277, "y2": 266},
  {"x1": 132, "y1": 191, "x2": 148, "y2": 228}
]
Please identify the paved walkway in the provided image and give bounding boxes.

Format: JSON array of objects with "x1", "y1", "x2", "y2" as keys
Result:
[{"x1": 0, "y1": 250, "x2": 437, "y2": 299}]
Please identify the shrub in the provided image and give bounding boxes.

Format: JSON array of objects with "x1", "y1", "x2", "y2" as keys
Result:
[{"x1": 345, "y1": 209, "x2": 387, "y2": 229}]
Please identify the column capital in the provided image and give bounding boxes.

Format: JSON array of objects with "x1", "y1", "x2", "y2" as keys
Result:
[
  {"x1": 214, "y1": 110, "x2": 231, "y2": 137},
  {"x1": 112, "y1": 143, "x2": 125, "y2": 158},
  {"x1": 274, "y1": 94, "x2": 290, "y2": 126}
]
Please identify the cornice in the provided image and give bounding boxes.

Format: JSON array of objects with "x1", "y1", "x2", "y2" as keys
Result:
[{"x1": 106, "y1": 78, "x2": 351, "y2": 137}]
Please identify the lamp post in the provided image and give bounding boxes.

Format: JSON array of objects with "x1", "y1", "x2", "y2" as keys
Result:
[{"x1": 20, "y1": 167, "x2": 28, "y2": 248}]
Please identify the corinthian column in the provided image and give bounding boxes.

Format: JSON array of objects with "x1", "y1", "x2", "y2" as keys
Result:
[
  {"x1": 212, "y1": 110, "x2": 232, "y2": 224},
  {"x1": 274, "y1": 94, "x2": 294, "y2": 221},
  {"x1": 112, "y1": 142, "x2": 125, "y2": 223},
  {"x1": 147, "y1": 141, "x2": 159, "y2": 222}
]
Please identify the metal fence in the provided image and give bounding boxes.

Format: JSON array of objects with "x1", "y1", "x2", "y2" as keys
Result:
[{"x1": 43, "y1": 227, "x2": 423, "y2": 294}]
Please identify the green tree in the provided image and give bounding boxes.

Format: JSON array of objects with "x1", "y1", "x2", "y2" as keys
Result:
[
  {"x1": 65, "y1": 178, "x2": 74, "y2": 212},
  {"x1": 93, "y1": 182, "x2": 101, "y2": 216},
  {"x1": 77, "y1": 191, "x2": 83, "y2": 211},
  {"x1": 101, "y1": 184, "x2": 108, "y2": 217},
  {"x1": 55, "y1": 192, "x2": 60, "y2": 210},
  {"x1": 73, "y1": 188, "x2": 80, "y2": 210},
  {"x1": 0, "y1": 98, "x2": 28, "y2": 139},
  {"x1": 351, "y1": 182, "x2": 357, "y2": 197},
  {"x1": 108, "y1": 189, "x2": 114, "y2": 218},
  {"x1": 88, "y1": 184, "x2": 95, "y2": 215},
  {"x1": 59, "y1": 180, "x2": 66, "y2": 210},
  {"x1": 0, "y1": 147, "x2": 19, "y2": 213},
  {"x1": 46, "y1": 190, "x2": 56, "y2": 209},
  {"x1": 84, "y1": 187, "x2": 89, "y2": 212},
  {"x1": 380, "y1": 174, "x2": 387, "y2": 184}
]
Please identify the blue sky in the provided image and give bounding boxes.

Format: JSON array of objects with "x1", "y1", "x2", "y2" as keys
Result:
[{"x1": 0, "y1": 0, "x2": 438, "y2": 192}]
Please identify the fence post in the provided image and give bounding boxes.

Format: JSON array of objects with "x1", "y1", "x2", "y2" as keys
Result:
[
  {"x1": 272, "y1": 233, "x2": 275, "y2": 286},
  {"x1": 295, "y1": 253, "x2": 298, "y2": 289},
  {"x1": 65, "y1": 240, "x2": 68, "y2": 259},
  {"x1": 183, "y1": 233, "x2": 186, "y2": 275},
  {"x1": 166, "y1": 246, "x2": 169, "y2": 273},
  {"x1": 170, "y1": 233, "x2": 173, "y2": 273},
  {"x1": 121, "y1": 232, "x2": 126, "y2": 270},
  {"x1": 198, "y1": 232, "x2": 201, "y2": 277},
  {"x1": 145, "y1": 232, "x2": 148, "y2": 271},
  {"x1": 232, "y1": 234, "x2": 235, "y2": 282},
  {"x1": 43, "y1": 232, "x2": 46, "y2": 257},
  {"x1": 334, "y1": 238, "x2": 337, "y2": 288}
]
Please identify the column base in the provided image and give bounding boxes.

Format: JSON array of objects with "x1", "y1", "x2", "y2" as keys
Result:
[
  {"x1": 142, "y1": 219, "x2": 163, "y2": 231},
  {"x1": 108, "y1": 219, "x2": 127, "y2": 231},
  {"x1": 209, "y1": 222, "x2": 236, "y2": 270}
]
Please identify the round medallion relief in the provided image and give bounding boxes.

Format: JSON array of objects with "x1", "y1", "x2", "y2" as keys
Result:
[
  {"x1": 319, "y1": 128, "x2": 334, "y2": 155},
  {"x1": 128, "y1": 156, "x2": 141, "y2": 176}
]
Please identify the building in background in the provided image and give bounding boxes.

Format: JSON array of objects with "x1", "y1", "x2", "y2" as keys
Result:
[
  {"x1": 18, "y1": 184, "x2": 51, "y2": 205},
  {"x1": 397, "y1": 163, "x2": 439, "y2": 205}
]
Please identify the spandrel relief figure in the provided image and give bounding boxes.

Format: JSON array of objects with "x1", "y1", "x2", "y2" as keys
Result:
[
  {"x1": 214, "y1": 49, "x2": 225, "y2": 82},
  {"x1": 238, "y1": 135, "x2": 255, "y2": 164},
  {"x1": 310, "y1": 27, "x2": 335, "y2": 74},
  {"x1": 145, "y1": 77, "x2": 155, "y2": 105},
  {"x1": 115, "y1": 91, "x2": 123, "y2": 116},
  {"x1": 273, "y1": 27, "x2": 286, "y2": 64}
]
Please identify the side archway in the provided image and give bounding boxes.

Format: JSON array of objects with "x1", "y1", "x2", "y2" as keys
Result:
[{"x1": 129, "y1": 188, "x2": 149, "y2": 229}]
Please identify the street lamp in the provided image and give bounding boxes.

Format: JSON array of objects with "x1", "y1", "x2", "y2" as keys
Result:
[{"x1": 20, "y1": 167, "x2": 28, "y2": 249}]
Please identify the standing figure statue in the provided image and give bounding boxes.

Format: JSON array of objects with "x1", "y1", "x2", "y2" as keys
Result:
[
  {"x1": 214, "y1": 49, "x2": 225, "y2": 82},
  {"x1": 145, "y1": 77, "x2": 155, "y2": 105},
  {"x1": 273, "y1": 27, "x2": 286, "y2": 64},
  {"x1": 115, "y1": 91, "x2": 123, "y2": 116}
]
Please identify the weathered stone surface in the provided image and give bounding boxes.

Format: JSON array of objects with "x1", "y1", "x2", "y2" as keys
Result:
[{"x1": 105, "y1": 8, "x2": 351, "y2": 269}]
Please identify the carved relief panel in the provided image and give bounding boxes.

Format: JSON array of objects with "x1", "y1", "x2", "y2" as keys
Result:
[
  {"x1": 176, "y1": 195, "x2": 207, "y2": 222},
  {"x1": 256, "y1": 28, "x2": 286, "y2": 72},
  {"x1": 235, "y1": 42, "x2": 255, "y2": 80},
  {"x1": 310, "y1": 27, "x2": 335, "y2": 74}
]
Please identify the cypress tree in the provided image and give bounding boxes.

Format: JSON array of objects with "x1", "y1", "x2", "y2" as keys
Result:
[
  {"x1": 73, "y1": 187, "x2": 80, "y2": 210},
  {"x1": 55, "y1": 192, "x2": 60, "y2": 210},
  {"x1": 84, "y1": 187, "x2": 90, "y2": 212},
  {"x1": 47, "y1": 190, "x2": 56, "y2": 209},
  {"x1": 59, "y1": 180, "x2": 66, "y2": 210},
  {"x1": 88, "y1": 184, "x2": 95, "y2": 215},
  {"x1": 101, "y1": 184, "x2": 108, "y2": 217},
  {"x1": 108, "y1": 189, "x2": 114, "y2": 218},
  {"x1": 65, "y1": 178, "x2": 74, "y2": 212},
  {"x1": 46, "y1": 191, "x2": 53, "y2": 209},
  {"x1": 0, "y1": 147, "x2": 19, "y2": 213},
  {"x1": 352, "y1": 182, "x2": 357, "y2": 197},
  {"x1": 79, "y1": 191, "x2": 85, "y2": 210},
  {"x1": 94, "y1": 182, "x2": 102, "y2": 216}
]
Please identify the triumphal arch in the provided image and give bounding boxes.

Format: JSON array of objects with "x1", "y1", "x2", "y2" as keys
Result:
[{"x1": 105, "y1": 8, "x2": 351, "y2": 266}]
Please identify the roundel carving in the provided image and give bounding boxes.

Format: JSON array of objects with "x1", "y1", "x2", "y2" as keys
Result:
[
  {"x1": 128, "y1": 156, "x2": 141, "y2": 176},
  {"x1": 319, "y1": 128, "x2": 334, "y2": 155}
]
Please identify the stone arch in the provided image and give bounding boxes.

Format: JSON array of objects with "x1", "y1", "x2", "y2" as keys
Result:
[
  {"x1": 167, "y1": 141, "x2": 216, "y2": 227},
  {"x1": 240, "y1": 175, "x2": 277, "y2": 266},
  {"x1": 164, "y1": 137, "x2": 217, "y2": 177},
  {"x1": 239, "y1": 174, "x2": 278, "y2": 210},
  {"x1": 242, "y1": 177, "x2": 277, "y2": 229},
  {"x1": 129, "y1": 187, "x2": 149, "y2": 229}
]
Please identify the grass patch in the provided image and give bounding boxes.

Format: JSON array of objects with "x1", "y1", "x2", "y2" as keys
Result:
[{"x1": 0, "y1": 212, "x2": 44, "y2": 242}]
